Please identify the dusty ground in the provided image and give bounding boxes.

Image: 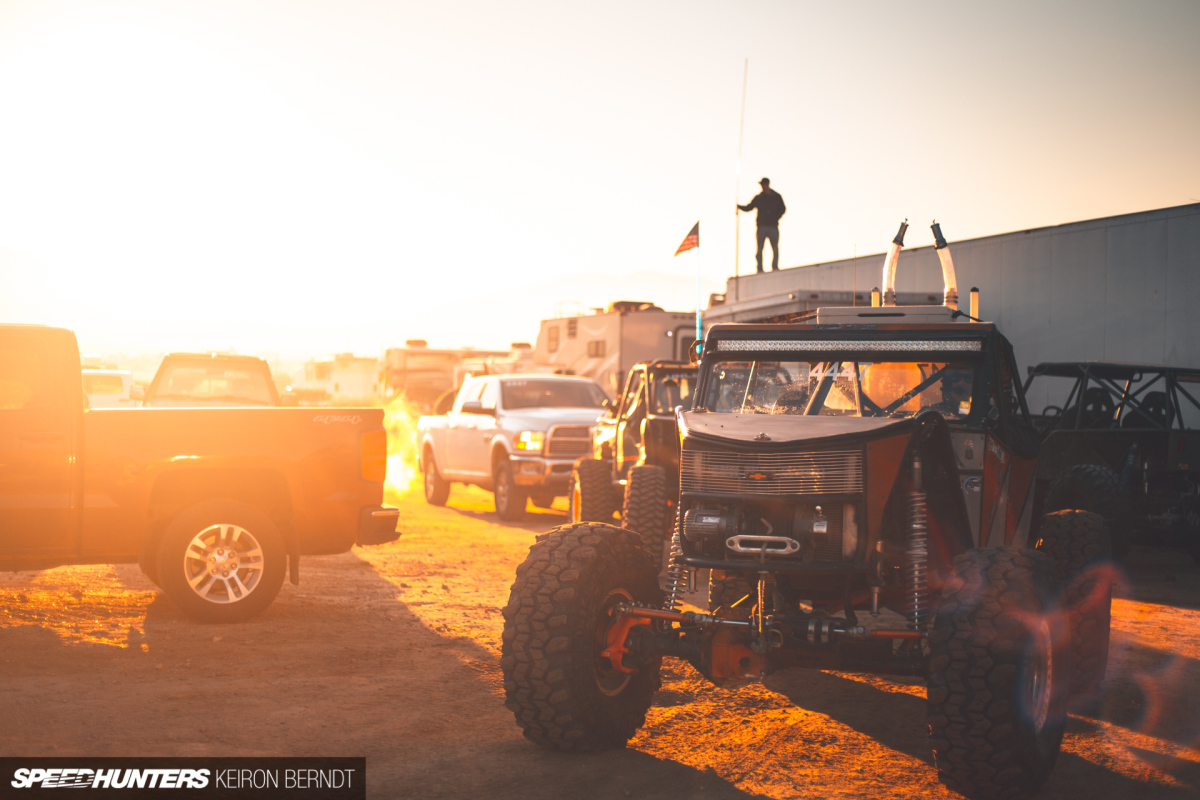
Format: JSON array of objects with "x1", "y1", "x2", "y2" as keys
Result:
[{"x1": 3, "y1": 483, "x2": 1200, "y2": 799}]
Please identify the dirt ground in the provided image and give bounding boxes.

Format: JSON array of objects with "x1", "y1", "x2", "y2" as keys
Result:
[{"x1": 3, "y1": 483, "x2": 1200, "y2": 799}]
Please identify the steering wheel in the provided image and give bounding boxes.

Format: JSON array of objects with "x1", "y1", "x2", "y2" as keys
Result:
[{"x1": 1040, "y1": 405, "x2": 1063, "y2": 418}]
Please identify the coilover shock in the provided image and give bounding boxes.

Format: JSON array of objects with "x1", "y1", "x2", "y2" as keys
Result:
[
  {"x1": 902, "y1": 455, "x2": 931, "y2": 630},
  {"x1": 662, "y1": 505, "x2": 686, "y2": 612}
]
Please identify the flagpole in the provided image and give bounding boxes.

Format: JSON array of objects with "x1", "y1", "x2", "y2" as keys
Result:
[
  {"x1": 696, "y1": 240, "x2": 702, "y2": 346},
  {"x1": 733, "y1": 58, "x2": 748, "y2": 302}
]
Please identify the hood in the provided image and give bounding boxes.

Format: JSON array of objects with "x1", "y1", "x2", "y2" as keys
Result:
[
  {"x1": 679, "y1": 410, "x2": 914, "y2": 448},
  {"x1": 502, "y1": 406, "x2": 604, "y2": 429}
]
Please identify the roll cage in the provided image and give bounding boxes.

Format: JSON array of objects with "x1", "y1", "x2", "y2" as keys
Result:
[{"x1": 1023, "y1": 362, "x2": 1200, "y2": 432}]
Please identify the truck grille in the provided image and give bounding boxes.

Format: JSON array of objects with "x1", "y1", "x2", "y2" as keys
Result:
[
  {"x1": 547, "y1": 426, "x2": 592, "y2": 458},
  {"x1": 681, "y1": 450, "x2": 862, "y2": 495}
]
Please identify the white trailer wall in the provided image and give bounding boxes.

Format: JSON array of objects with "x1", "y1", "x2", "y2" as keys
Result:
[{"x1": 714, "y1": 204, "x2": 1200, "y2": 387}]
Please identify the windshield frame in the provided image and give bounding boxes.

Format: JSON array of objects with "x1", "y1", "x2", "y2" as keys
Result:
[
  {"x1": 698, "y1": 356, "x2": 982, "y2": 421},
  {"x1": 695, "y1": 333, "x2": 991, "y2": 425}
]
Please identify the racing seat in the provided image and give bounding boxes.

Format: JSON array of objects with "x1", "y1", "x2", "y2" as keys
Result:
[
  {"x1": 1122, "y1": 390, "x2": 1175, "y2": 429},
  {"x1": 1063, "y1": 387, "x2": 1115, "y2": 429}
]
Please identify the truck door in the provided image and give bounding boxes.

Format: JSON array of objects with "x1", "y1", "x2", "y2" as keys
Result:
[
  {"x1": 0, "y1": 328, "x2": 78, "y2": 555},
  {"x1": 463, "y1": 378, "x2": 500, "y2": 478},
  {"x1": 615, "y1": 368, "x2": 646, "y2": 479},
  {"x1": 447, "y1": 378, "x2": 487, "y2": 480}
]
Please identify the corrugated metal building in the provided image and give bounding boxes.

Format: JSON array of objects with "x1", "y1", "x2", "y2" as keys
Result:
[{"x1": 707, "y1": 204, "x2": 1200, "y2": 389}]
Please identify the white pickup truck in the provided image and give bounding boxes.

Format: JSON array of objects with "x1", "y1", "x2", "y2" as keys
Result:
[{"x1": 416, "y1": 374, "x2": 608, "y2": 520}]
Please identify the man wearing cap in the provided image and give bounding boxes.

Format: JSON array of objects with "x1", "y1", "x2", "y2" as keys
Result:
[{"x1": 738, "y1": 178, "x2": 786, "y2": 272}]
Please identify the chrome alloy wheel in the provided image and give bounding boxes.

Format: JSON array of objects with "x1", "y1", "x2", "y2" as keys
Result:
[
  {"x1": 1025, "y1": 618, "x2": 1054, "y2": 732},
  {"x1": 183, "y1": 524, "x2": 266, "y2": 604}
]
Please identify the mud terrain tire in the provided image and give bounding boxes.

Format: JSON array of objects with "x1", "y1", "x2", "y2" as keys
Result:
[
  {"x1": 927, "y1": 547, "x2": 1069, "y2": 800},
  {"x1": 1044, "y1": 464, "x2": 1130, "y2": 558},
  {"x1": 569, "y1": 458, "x2": 617, "y2": 523},
  {"x1": 1036, "y1": 510, "x2": 1112, "y2": 703},
  {"x1": 501, "y1": 523, "x2": 662, "y2": 751},
  {"x1": 622, "y1": 465, "x2": 668, "y2": 560}
]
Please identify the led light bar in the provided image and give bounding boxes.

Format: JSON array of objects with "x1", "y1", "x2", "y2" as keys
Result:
[{"x1": 715, "y1": 339, "x2": 982, "y2": 352}]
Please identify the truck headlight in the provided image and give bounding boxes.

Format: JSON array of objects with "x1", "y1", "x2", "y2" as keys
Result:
[{"x1": 515, "y1": 431, "x2": 545, "y2": 452}]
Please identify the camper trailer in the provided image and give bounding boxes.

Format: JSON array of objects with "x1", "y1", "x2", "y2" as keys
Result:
[{"x1": 533, "y1": 302, "x2": 697, "y2": 396}]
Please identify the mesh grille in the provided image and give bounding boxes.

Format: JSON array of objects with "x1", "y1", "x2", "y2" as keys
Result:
[
  {"x1": 547, "y1": 426, "x2": 591, "y2": 457},
  {"x1": 681, "y1": 450, "x2": 862, "y2": 495}
]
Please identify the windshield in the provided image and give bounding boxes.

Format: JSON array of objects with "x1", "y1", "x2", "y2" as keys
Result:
[
  {"x1": 701, "y1": 360, "x2": 976, "y2": 419},
  {"x1": 152, "y1": 362, "x2": 275, "y2": 405},
  {"x1": 83, "y1": 373, "x2": 126, "y2": 395},
  {"x1": 501, "y1": 379, "x2": 606, "y2": 409},
  {"x1": 651, "y1": 372, "x2": 694, "y2": 413}
]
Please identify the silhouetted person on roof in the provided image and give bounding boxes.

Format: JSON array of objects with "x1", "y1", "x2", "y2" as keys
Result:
[{"x1": 738, "y1": 177, "x2": 786, "y2": 272}]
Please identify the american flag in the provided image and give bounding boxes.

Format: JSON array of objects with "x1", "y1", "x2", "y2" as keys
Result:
[{"x1": 674, "y1": 222, "x2": 699, "y2": 256}]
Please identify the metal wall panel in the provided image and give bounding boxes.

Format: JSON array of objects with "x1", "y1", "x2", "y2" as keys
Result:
[
  {"x1": 1165, "y1": 213, "x2": 1200, "y2": 367},
  {"x1": 716, "y1": 204, "x2": 1200, "y2": 377}
]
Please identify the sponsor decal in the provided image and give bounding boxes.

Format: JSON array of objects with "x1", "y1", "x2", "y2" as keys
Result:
[{"x1": 986, "y1": 437, "x2": 1008, "y2": 465}]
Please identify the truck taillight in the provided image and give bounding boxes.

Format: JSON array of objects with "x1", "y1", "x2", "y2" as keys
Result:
[{"x1": 361, "y1": 429, "x2": 388, "y2": 482}]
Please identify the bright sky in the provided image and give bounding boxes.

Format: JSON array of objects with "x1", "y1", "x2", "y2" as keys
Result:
[{"x1": 1, "y1": 0, "x2": 1197, "y2": 358}]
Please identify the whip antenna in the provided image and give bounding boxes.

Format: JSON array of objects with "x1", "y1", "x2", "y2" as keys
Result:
[{"x1": 733, "y1": 58, "x2": 748, "y2": 301}]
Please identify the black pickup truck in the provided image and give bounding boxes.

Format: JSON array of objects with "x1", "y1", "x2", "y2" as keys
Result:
[{"x1": 0, "y1": 324, "x2": 400, "y2": 622}]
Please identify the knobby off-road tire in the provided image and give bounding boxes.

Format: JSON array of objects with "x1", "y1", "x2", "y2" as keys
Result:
[
  {"x1": 707, "y1": 570, "x2": 755, "y2": 620},
  {"x1": 494, "y1": 459, "x2": 527, "y2": 522},
  {"x1": 157, "y1": 499, "x2": 287, "y2": 624},
  {"x1": 1044, "y1": 464, "x2": 1130, "y2": 558},
  {"x1": 1036, "y1": 510, "x2": 1113, "y2": 703},
  {"x1": 423, "y1": 452, "x2": 450, "y2": 506},
  {"x1": 621, "y1": 465, "x2": 668, "y2": 562},
  {"x1": 500, "y1": 523, "x2": 662, "y2": 751},
  {"x1": 569, "y1": 458, "x2": 617, "y2": 524},
  {"x1": 927, "y1": 547, "x2": 1069, "y2": 800}
]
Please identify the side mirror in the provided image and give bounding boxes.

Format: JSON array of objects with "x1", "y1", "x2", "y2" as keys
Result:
[
  {"x1": 131, "y1": 386, "x2": 145, "y2": 402},
  {"x1": 687, "y1": 340, "x2": 703, "y2": 365},
  {"x1": 461, "y1": 400, "x2": 493, "y2": 415}
]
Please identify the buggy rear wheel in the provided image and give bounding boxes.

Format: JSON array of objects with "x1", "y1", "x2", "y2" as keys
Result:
[
  {"x1": 621, "y1": 465, "x2": 669, "y2": 564},
  {"x1": 568, "y1": 458, "x2": 617, "y2": 523},
  {"x1": 1045, "y1": 464, "x2": 1130, "y2": 558}
]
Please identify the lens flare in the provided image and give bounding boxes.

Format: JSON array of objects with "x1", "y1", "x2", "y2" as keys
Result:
[{"x1": 382, "y1": 394, "x2": 422, "y2": 498}]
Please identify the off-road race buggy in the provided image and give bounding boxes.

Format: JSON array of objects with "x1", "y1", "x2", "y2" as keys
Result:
[
  {"x1": 502, "y1": 294, "x2": 1115, "y2": 799},
  {"x1": 568, "y1": 360, "x2": 698, "y2": 561},
  {"x1": 1024, "y1": 361, "x2": 1200, "y2": 562}
]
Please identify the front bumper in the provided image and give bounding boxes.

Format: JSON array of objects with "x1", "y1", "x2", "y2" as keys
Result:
[
  {"x1": 357, "y1": 506, "x2": 402, "y2": 546},
  {"x1": 510, "y1": 456, "x2": 576, "y2": 492}
]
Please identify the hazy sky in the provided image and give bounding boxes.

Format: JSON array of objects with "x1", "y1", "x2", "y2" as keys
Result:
[{"x1": 1, "y1": 0, "x2": 1197, "y2": 357}]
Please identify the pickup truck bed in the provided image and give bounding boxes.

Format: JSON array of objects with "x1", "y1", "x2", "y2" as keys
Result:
[{"x1": 0, "y1": 325, "x2": 399, "y2": 622}]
